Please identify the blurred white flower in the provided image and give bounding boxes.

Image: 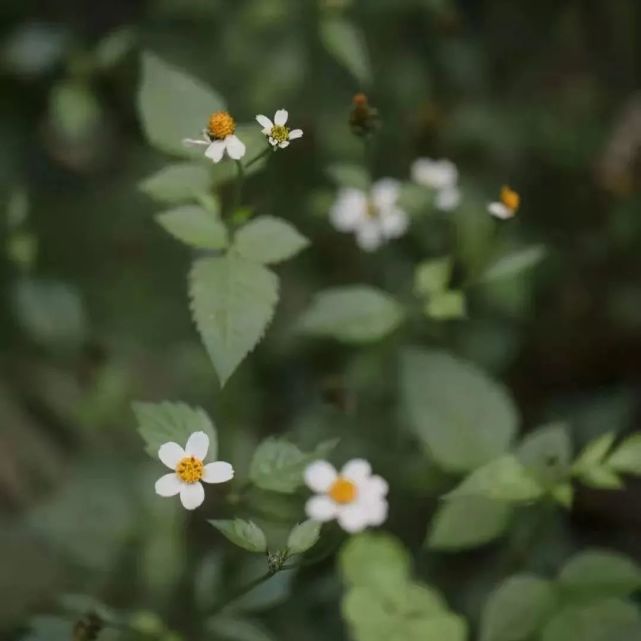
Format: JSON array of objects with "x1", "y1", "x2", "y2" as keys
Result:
[
  {"x1": 154, "y1": 431, "x2": 234, "y2": 510},
  {"x1": 488, "y1": 185, "x2": 520, "y2": 219},
  {"x1": 411, "y1": 157, "x2": 461, "y2": 211},
  {"x1": 256, "y1": 109, "x2": 303, "y2": 149},
  {"x1": 183, "y1": 111, "x2": 246, "y2": 163},
  {"x1": 329, "y1": 179, "x2": 409, "y2": 251},
  {"x1": 304, "y1": 459, "x2": 388, "y2": 533}
]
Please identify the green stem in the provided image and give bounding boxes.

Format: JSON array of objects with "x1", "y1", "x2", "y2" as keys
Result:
[
  {"x1": 209, "y1": 569, "x2": 275, "y2": 616},
  {"x1": 231, "y1": 160, "x2": 245, "y2": 214},
  {"x1": 243, "y1": 145, "x2": 271, "y2": 170}
]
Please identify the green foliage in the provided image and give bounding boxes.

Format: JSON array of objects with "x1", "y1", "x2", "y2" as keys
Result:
[
  {"x1": 319, "y1": 16, "x2": 372, "y2": 86},
  {"x1": 298, "y1": 286, "x2": 404, "y2": 343},
  {"x1": 425, "y1": 290, "x2": 467, "y2": 320},
  {"x1": 140, "y1": 162, "x2": 212, "y2": 204},
  {"x1": 286, "y1": 520, "x2": 321, "y2": 555},
  {"x1": 608, "y1": 435, "x2": 641, "y2": 475},
  {"x1": 327, "y1": 163, "x2": 371, "y2": 190},
  {"x1": 414, "y1": 257, "x2": 452, "y2": 297},
  {"x1": 233, "y1": 216, "x2": 309, "y2": 265},
  {"x1": 480, "y1": 245, "x2": 546, "y2": 284},
  {"x1": 189, "y1": 255, "x2": 279, "y2": 386},
  {"x1": 209, "y1": 519, "x2": 268, "y2": 553},
  {"x1": 572, "y1": 433, "x2": 623, "y2": 489},
  {"x1": 400, "y1": 349, "x2": 518, "y2": 472},
  {"x1": 208, "y1": 616, "x2": 276, "y2": 641},
  {"x1": 156, "y1": 204, "x2": 228, "y2": 250},
  {"x1": 133, "y1": 401, "x2": 218, "y2": 458}
]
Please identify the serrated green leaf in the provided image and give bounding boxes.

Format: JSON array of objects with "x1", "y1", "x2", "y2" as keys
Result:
[
  {"x1": 140, "y1": 162, "x2": 212, "y2": 204},
  {"x1": 480, "y1": 575, "x2": 557, "y2": 641},
  {"x1": 209, "y1": 519, "x2": 267, "y2": 553},
  {"x1": 480, "y1": 245, "x2": 546, "y2": 284},
  {"x1": 517, "y1": 422, "x2": 572, "y2": 489},
  {"x1": 298, "y1": 286, "x2": 404, "y2": 344},
  {"x1": 428, "y1": 496, "x2": 511, "y2": 551},
  {"x1": 319, "y1": 17, "x2": 372, "y2": 86},
  {"x1": 425, "y1": 290, "x2": 466, "y2": 320},
  {"x1": 233, "y1": 216, "x2": 309, "y2": 264},
  {"x1": 447, "y1": 455, "x2": 543, "y2": 503},
  {"x1": 138, "y1": 52, "x2": 225, "y2": 156},
  {"x1": 608, "y1": 435, "x2": 641, "y2": 475},
  {"x1": 327, "y1": 163, "x2": 371, "y2": 190},
  {"x1": 286, "y1": 520, "x2": 321, "y2": 555},
  {"x1": 189, "y1": 255, "x2": 279, "y2": 386},
  {"x1": 414, "y1": 257, "x2": 452, "y2": 297},
  {"x1": 400, "y1": 348, "x2": 518, "y2": 473},
  {"x1": 133, "y1": 400, "x2": 218, "y2": 459},
  {"x1": 156, "y1": 205, "x2": 228, "y2": 249}
]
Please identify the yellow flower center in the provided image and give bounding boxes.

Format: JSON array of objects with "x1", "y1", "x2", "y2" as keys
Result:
[
  {"x1": 328, "y1": 477, "x2": 358, "y2": 504},
  {"x1": 271, "y1": 124, "x2": 290, "y2": 144},
  {"x1": 176, "y1": 456, "x2": 204, "y2": 484},
  {"x1": 207, "y1": 111, "x2": 236, "y2": 140},
  {"x1": 500, "y1": 186, "x2": 520, "y2": 213}
]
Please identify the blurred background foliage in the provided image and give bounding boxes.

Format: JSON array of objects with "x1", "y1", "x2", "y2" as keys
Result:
[{"x1": 1, "y1": 0, "x2": 641, "y2": 640}]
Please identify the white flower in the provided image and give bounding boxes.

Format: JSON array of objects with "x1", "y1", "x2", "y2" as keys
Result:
[
  {"x1": 183, "y1": 111, "x2": 246, "y2": 163},
  {"x1": 411, "y1": 157, "x2": 461, "y2": 211},
  {"x1": 304, "y1": 459, "x2": 388, "y2": 533},
  {"x1": 154, "y1": 431, "x2": 234, "y2": 510},
  {"x1": 255, "y1": 109, "x2": 303, "y2": 149},
  {"x1": 329, "y1": 178, "x2": 409, "y2": 251},
  {"x1": 488, "y1": 185, "x2": 520, "y2": 219}
]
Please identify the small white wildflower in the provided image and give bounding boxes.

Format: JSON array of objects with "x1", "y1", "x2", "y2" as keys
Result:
[
  {"x1": 488, "y1": 185, "x2": 520, "y2": 219},
  {"x1": 411, "y1": 157, "x2": 461, "y2": 211},
  {"x1": 304, "y1": 459, "x2": 388, "y2": 533},
  {"x1": 329, "y1": 178, "x2": 409, "y2": 251},
  {"x1": 154, "y1": 431, "x2": 234, "y2": 510},
  {"x1": 255, "y1": 109, "x2": 303, "y2": 149},
  {"x1": 183, "y1": 111, "x2": 246, "y2": 163}
]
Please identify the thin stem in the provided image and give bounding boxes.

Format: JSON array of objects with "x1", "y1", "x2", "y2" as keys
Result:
[
  {"x1": 209, "y1": 569, "x2": 275, "y2": 616},
  {"x1": 243, "y1": 145, "x2": 271, "y2": 170}
]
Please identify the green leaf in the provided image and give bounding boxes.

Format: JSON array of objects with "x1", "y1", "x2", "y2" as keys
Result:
[
  {"x1": 480, "y1": 575, "x2": 557, "y2": 641},
  {"x1": 209, "y1": 519, "x2": 267, "y2": 553},
  {"x1": 233, "y1": 216, "x2": 309, "y2": 264},
  {"x1": 480, "y1": 245, "x2": 546, "y2": 284},
  {"x1": 428, "y1": 496, "x2": 512, "y2": 551},
  {"x1": 576, "y1": 466, "x2": 623, "y2": 490},
  {"x1": 138, "y1": 52, "x2": 225, "y2": 156},
  {"x1": 189, "y1": 255, "x2": 279, "y2": 386},
  {"x1": 298, "y1": 286, "x2": 404, "y2": 344},
  {"x1": 559, "y1": 550, "x2": 641, "y2": 600},
  {"x1": 517, "y1": 422, "x2": 572, "y2": 489},
  {"x1": 573, "y1": 433, "x2": 616, "y2": 473},
  {"x1": 93, "y1": 26, "x2": 135, "y2": 70},
  {"x1": 249, "y1": 437, "x2": 316, "y2": 493},
  {"x1": 400, "y1": 348, "x2": 518, "y2": 473},
  {"x1": 327, "y1": 163, "x2": 371, "y2": 190},
  {"x1": 551, "y1": 482, "x2": 574, "y2": 508},
  {"x1": 286, "y1": 520, "x2": 322, "y2": 555},
  {"x1": 608, "y1": 434, "x2": 641, "y2": 475},
  {"x1": 156, "y1": 205, "x2": 228, "y2": 250},
  {"x1": 207, "y1": 617, "x2": 275, "y2": 641},
  {"x1": 133, "y1": 401, "x2": 218, "y2": 459},
  {"x1": 414, "y1": 258, "x2": 452, "y2": 297},
  {"x1": 140, "y1": 162, "x2": 212, "y2": 204},
  {"x1": 319, "y1": 17, "x2": 372, "y2": 86},
  {"x1": 447, "y1": 455, "x2": 543, "y2": 503},
  {"x1": 425, "y1": 290, "x2": 467, "y2": 320}
]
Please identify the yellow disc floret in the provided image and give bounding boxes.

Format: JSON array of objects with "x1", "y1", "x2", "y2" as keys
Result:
[
  {"x1": 328, "y1": 477, "x2": 358, "y2": 504},
  {"x1": 270, "y1": 124, "x2": 290, "y2": 144},
  {"x1": 207, "y1": 111, "x2": 236, "y2": 140},
  {"x1": 176, "y1": 456, "x2": 204, "y2": 484},
  {"x1": 500, "y1": 186, "x2": 520, "y2": 213}
]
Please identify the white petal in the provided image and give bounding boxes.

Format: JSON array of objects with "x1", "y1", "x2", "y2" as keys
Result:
[
  {"x1": 411, "y1": 158, "x2": 458, "y2": 190},
  {"x1": 488, "y1": 202, "x2": 512, "y2": 219},
  {"x1": 288, "y1": 129, "x2": 303, "y2": 140},
  {"x1": 268, "y1": 137, "x2": 278, "y2": 147},
  {"x1": 355, "y1": 221, "x2": 383, "y2": 251},
  {"x1": 158, "y1": 442, "x2": 185, "y2": 469},
  {"x1": 371, "y1": 178, "x2": 400, "y2": 209},
  {"x1": 274, "y1": 109, "x2": 288, "y2": 126},
  {"x1": 435, "y1": 186, "x2": 461, "y2": 211},
  {"x1": 185, "y1": 431, "x2": 209, "y2": 460},
  {"x1": 341, "y1": 459, "x2": 372, "y2": 484},
  {"x1": 337, "y1": 504, "x2": 371, "y2": 533},
  {"x1": 365, "y1": 475, "x2": 389, "y2": 498},
  {"x1": 279, "y1": 141, "x2": 290, "y2": 149},
  {"x1": 255, "y1": 114, "x2": 273, "y2": 131},
  {"x1": 225, "y1": 135, "x2": 246, "y2": 160},
  {"x1": 380, "y1": 208, "x2": 409, "y2": 238},
  {"x1": 304, "y1": 460, "x2": 337, "y2": 492},
  {"x1": 306, "y1": 495, "x2": 338, "y2": 522},
  {"x1": 155, "y1": 473, "x2": 182, "y2": 497},
  {"x1": 205, "y1": 140, "x2": 226, "y2": 163},
  {"x1": 365, "y1": 498, "x2": 388, "y2": 526},
  {"x1": 179, "y1": 482, "x2": 205, "y2": 510},
  {"x1": 202, "y1": 461, "x2": 234, "y2": 484},
  {"x1": 183, "y1": 138, "x2": 209, "y2": 147},
  {"x1": 329, "y1": 188, "x2": 368, "y2": 232}
]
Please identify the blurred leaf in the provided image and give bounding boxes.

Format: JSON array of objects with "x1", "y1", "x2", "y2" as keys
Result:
[
  {"x1": 93, "y1": 26, "x2": 135, "y2": 69},
  {"x1": 425, "y1": 290, "x2": 467, "y2": 320},
  {"x1": 133, "y1": 401, "x2": 218, "y2": 458},
  {"x1": 207, "y1": 616, "x2": 275, "y2": 641},
  {"x1": 233, "y1": 216, "x2": 309, "y2": 264},
  {"x1": 231, "y1": 559, "x2": 293, "y2": 612},
  {"x1": 189, "y1": 255, "x2": 279, "y2": 386},
  {"x1": 22, "y1": 616, "x2": 74, "y2": 641},
  {"x1": 517, "y1": 422, "x2": 572, "y2": 489},
  {"x1": 286, "y1": 520, "x2": 321, "y2": 555},
  {"x1": 138, "y1": 52, "x2": 225, "y2": 156},
  {"x1": 298, "y1": 286, "x2": 404, "y2": 343},
  {"x1": 140, "y1": 162, "x2": 212, "y2": 204},
  {"x1": 572, "y1": 433, "x2": 621, "y2": 488},
  {"x1": 577, "y1": 466, "x2": 623, "y2": 490},
  {"x1": 608, "y1": 435, "x2": 641, "y2": 475},
  {"x1": 480, "y1": 575, "x2": 557, "y2": 641},
  {"x1": 2, "y1": 23, "x2": 67, "y2": 76},
  {"x1": 49, "y1": 81, "x2": 102, "y2": 141},
  {"x1": 400, "y1": 349, "x2": 518, "y2": 473},
  {"x1": 480, "y1": 245, "x2": 546, "y2": 284},
  {"x1": 327, "y1": 163, "x2": 370, "y2": 190},
  {"x1": 209, "y1": 519, "x2": 267, "y2": 553},
  {"x1": 319, "y1": 16, "x2": 372, "y2": 86},
  {"x1": 428, "y1": 496, "x2": 511, "y2": 551},
  {"x1": 414, "y1": 257, "x2": 452, "y2": 297},
  {"x1": 156, "y1": 205, "x2": 228, "y2": 249}
]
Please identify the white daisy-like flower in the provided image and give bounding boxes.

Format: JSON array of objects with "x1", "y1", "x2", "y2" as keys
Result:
[
  {"x1": 154, "y1": 431, "x2": 234, "y2": 511},
  {"x1": 255, "y1": 109, "x2": 303, "y2": 149},
  {"x1": 411, "y1": 157, "x2": 461, "y2": 211},
  {"x1": 304, "y1": 459, "x2": 388, "y2": 533},
  {"x1": 488, "y1": 185, "x2": 520, "y2": 219},
  {"x1": 329, "y1": 178, "x2": 409, "y2": 252},
  {"x1": 183, "y1": 111, "x2": 246, "y2": 163}
]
